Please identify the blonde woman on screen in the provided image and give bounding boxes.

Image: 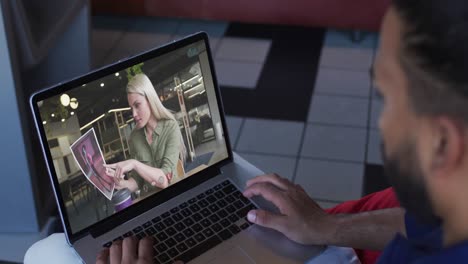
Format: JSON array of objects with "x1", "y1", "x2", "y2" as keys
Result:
[{"x1": 105, "y1": 73, "x2": 186, "y2": 194}]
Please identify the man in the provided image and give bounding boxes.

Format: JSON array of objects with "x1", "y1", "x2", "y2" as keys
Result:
[{"x1": 99, "y1": 0, "x2": 468, "y2": 262}]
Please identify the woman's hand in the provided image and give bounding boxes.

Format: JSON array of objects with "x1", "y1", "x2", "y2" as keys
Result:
[{"x1": 104, "y1": 160, "x2": 136, "y2": 182}]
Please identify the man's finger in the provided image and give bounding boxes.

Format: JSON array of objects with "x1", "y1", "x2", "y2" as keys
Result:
[
  {"x1": 95, "y1": 248, "x2": 109, "y2": 264},
  {"x1": 138, "y1": 237, "x2": 154, "y2": 261},
  {"x1": 121, "y1": 237, "x2": 137, "y2": 263},
  {"x1": 243, "y1": 182, "x2": 289, "y2": 212},
  {"x1": 246, "y1": 174, "x2": 291, "y2": 191},
  {"x1": 247, "y1": 209, "x2": 287, "y2": 233},
  {"x1": 109, "y1": 240, "x2": 122, "y2": 264},
  {"x1": 103, "y1": 164, "x2": 116, "y2": 169}
]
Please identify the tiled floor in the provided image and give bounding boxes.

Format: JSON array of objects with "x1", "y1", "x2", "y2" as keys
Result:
[{"x1": 92, "y1": 16, "x2": 385, "y2": 209}]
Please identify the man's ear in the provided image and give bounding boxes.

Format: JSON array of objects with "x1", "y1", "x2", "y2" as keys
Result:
[{"x1": 431, "y1": 117, "x2": 465, "y2": 175}]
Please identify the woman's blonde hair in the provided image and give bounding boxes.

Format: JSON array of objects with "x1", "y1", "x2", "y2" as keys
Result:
[{"x1": 127, "y1": 73, "x2": 187, "y2": 163}]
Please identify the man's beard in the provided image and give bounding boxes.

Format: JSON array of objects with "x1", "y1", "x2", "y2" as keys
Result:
[{"x1": 381, "y1": 142, "x2": 442, "y2": 226}]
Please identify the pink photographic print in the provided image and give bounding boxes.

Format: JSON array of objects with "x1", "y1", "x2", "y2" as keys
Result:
[{"x1": 70, "y1": 128, "x2": 115, "y2": 200}]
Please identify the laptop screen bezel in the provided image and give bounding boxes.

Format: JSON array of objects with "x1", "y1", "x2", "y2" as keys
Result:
[{"x1": 30, "y1": 32, "x2": 234, "y2": 243}]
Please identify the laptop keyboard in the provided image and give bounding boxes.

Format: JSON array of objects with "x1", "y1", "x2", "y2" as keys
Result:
[{"x1": 103, "y1": 180, "x2": 257, "y2": 264}]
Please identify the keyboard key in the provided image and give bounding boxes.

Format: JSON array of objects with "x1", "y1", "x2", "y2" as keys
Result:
[
  {"x1": 163, "y1": 218, "x2": 175, "y2": 227},
  {"x1": 225, "y1": 204, "x2": 236, "y2": 213},
  {"x1": 232, "y1": 190, "x2": 242, "y2": 198},
  {"x1": 155, "y1": 243, "x2": 168, "y2": 252},
  {"x1": 214, "y1": 184, "x2": 223, "y2": 190},
  {"x1": 228, "y1": 225, "x2": 241, "y2": 235},
  {"x1": 222, "y1": 184, "x2": 236, "y2": 194},
  {"x1": 166, "y1": 238, "x2": 177, "y2": 248},
  {"x1": 185, "y1": 237, "x2": 197, "y2": 248},
  {"x1": 189, "y1": 204, "x2": 201, "y2": 212},
  {"x1": 206, "y1": 195, "x2": 216, "y2": 203},
  {"x1": 217, "y1": 209, "x2": 228, "y2": 218},
  {"x1": 168, "y1": 248, "x2": 179, "y2": 258},
  {"x1": 193, "y1": 213, "x2": 203, "y2": 221},
  {"x1": 220, "y1": 219, "x2": 230, "y2": 227},
  {"x1": 219, "y1": 229, "x2": 233, "y2": 240},
  {"x1": 240, "y1": 196, "x2": 251, "y2": 205},
  {"x1": 234, "y1": 201, "x2": 244, "y2": 209},
  {"x1": 133, "y1": 226, "x2": 143, "y2": 233},
  {"x1": 209, "y1": 214, "x2": 220, "y2": 223},
  {"x1": 123, "y1": 231, "x2": 133, "y2": 238},
  {"x1": 181, "y1": 209, "x2": 192, "y2": 217},
  {"x1": 198, "y1": 199, "x2": 209, "y2": 208},
  {"x1": 175, "y1": 222, "x2": 186, "y2": 231},
  {"x1": 151, "y1": 216, "x2": 161, "y2": 223},
  {"x1": 214, "y1": 191, "x2": 225, "y2": 199},
  {"x1": 179, "y1": 202, "x2": 188, "y2": 209},
  {"x1": 177, "y1": 242, "x2": 188, "y2": 253},
  {"x1": 175, "y1": 236, "x2": 222, "y2": 263},
  {"x1": 222, "y1": 180, "x2": 230, "y2": 186},
  {"x1": 228, "y1": 214, "x2": 239, "y2": 222},
  {"x1": 193, "y1": 223, "x2": 203, "y2": 232},
  {"x1": 146, "y1": 227, "x2": 157, "y2": 236},
  {"x1": 156, "y1": 232, "x2": 168, "y2": 241},
  {"x1": 209, "y1": 204, "x2": 220, "y2": 213},
  {"x1": 225, "y1": 195, "x2": 235, "y2": 203},
  {"x1": 197, "y1": 193, "x2": 206, "y2": 200},
  {"x1": 173, "y1": 213, "x2": 183, "y2": 222},
  {"x1": 143, "y1": 221, "x2": 152, "y2": 228},
  {"x1": 170, "y1": 207, "x2": 179, "y2": 213},
  {"x1": 237, "y1": 205, "x2": 257, "y2": 218},
  {"x1": 203, "y1": 228, "x2": 214, "y2": 237},
  {"x1": 183, "y1": 228, "x2": 195, "y2": 237},
  {"x1": 183, "y1": 218, "x2": 194, "y2": 227},
  {"x1": 175, "y1": 233, "x2": 186, "y2": 242},
  {"x1": 154, "y1": 222, "x2": 165, "y2": 232},
  {"x1": 195, "y1": 233, "x2": 206, "y2": 242},
  {"x1": 136, "y1": 232, "x2": 146, "y2": 240},
  {"x1": 113, "y1": 236, "x2": 123, "y2": 242},
  {"x1": 103, "y1": 241, "x2": 112, "y2": 248},
  {"x1": 212, "y1": 223, "x2": 222, "y2": 233},
  {"x1": 157, "y1": 253, "x2": 170, "y2": 263},
  {"x1": 217, "y1": 199, "x2": 228, "y2": 208},
  {"x1": 240, "y1": 223, "x2": 250, "y2": 230},
  {"x1": 188, "y1": 198, "x2": 197, "y2": 204},
  {"x1": 166, "y1": 227, "x2": 176, "y2": 236},
  {"x1": 161, "y1": 212, "x2": 171, "y2": 218},
  {"x1": 201, "y1": 219, "x2": 211, "y2": 227},
  {"x1": 200, "y1": 209, "x2": 210, "y2": 217},
  {"x1": 205, "y1": 189, "x2": 214, "y2": 195}
]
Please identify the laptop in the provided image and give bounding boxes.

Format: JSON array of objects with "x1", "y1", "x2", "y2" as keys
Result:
[{"x1": 30, "y1": 32, "x2": 324, "y2": 263}]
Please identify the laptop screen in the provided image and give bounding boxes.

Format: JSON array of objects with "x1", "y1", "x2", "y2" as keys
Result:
[{"x1": 36, "y1": 38, "x2": 229, "y2": 233}]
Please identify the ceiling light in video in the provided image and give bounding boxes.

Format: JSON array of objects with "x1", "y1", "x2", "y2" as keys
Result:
[
  {"x1": 70, "y1": 112, "x2": 75, "y2": 116},
  {"x1": 101, "y1": 83, "x2": 105, "y2": 87},
  {"x1": 60, "y1": 93, "x2": 70, "y2": 106},
  {"x1": 115, "y1": 73, "x2": 119, "y2": 77},
  {"x1": 42, "y1": 121, "x2": 47, "y2": 125},
  {"x1": 51, "y1": 113, "x2": 55, "y2": 117},
  {"x1": 70, "y1": 98, "x2": 79, "y2": 109},
  {"x1": 61, "y1": 119, "x2": 65, "y2": 122}
]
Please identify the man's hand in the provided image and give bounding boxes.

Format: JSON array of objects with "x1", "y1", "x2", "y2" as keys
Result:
[
  {"x1": 96, "y1": 237, "x2": 184, "y2": 264},
  {"x1": 96, "y1": 237, "x2": 153, "y2": 264},
  {"x1": 243, "y1": 174, "x2": 337, "y2": 245}
]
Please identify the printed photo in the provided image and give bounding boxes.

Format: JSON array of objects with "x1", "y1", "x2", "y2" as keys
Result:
[{"x1": 70, "y1": 128, "x2": 115, "y2": 200}]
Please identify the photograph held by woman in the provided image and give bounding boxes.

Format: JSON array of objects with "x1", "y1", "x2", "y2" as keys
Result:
[{"x1": 105, "y1": 73, "x2": 186, "y2": 196}]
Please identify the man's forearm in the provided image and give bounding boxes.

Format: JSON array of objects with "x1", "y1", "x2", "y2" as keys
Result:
[{"x1": 327, "y1": 207, "x2": 405, "y2": 251}]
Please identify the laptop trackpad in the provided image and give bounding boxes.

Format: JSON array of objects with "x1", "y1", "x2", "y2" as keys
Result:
[{"x1": 207, "y1": 246, "x2": 255, "y2": 264}]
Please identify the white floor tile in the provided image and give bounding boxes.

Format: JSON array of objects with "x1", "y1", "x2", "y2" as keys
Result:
[
  {"x1": 216, "y1": 37, "x2": 272, "y2": 63},
  {"x1": 237, "y1": 153, "x2": 297, "y2": 180},
  {"x1": 295, "y1": 158, "x2": 364, "y2": 201},
  {"x1": 301, "y1": 124, "x2": 367, "y2": 162},
  {"x1": 314, "y1": 68, "x2": 371, "y2": 97},
  {"x1": 367, "y1": 130, "x2": 383, "y2": 165},
  {"x1": 225, "y1": 116, "x2": 244, "y2": 148},
  {"x1": 308, "y1": 95, "x2": 369, "y2": 127},
  {"x1": 215, "y1": 60, "x2": 263, "y2": 89},
  {"x1": 320, "y1": 47, "x2": 374, "y2": 71},
  {"x1": 237, "y1": 118, "x2": 304, "y2": 156}
]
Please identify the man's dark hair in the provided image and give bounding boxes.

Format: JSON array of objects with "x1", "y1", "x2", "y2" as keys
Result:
[{"x1": 393, "y1": 0, "x2": 468, "y2": 122}]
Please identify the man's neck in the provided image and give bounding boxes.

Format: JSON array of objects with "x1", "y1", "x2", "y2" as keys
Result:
[{"x1": 443, "y1": 205, "x2": 468, "y2": 247}]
